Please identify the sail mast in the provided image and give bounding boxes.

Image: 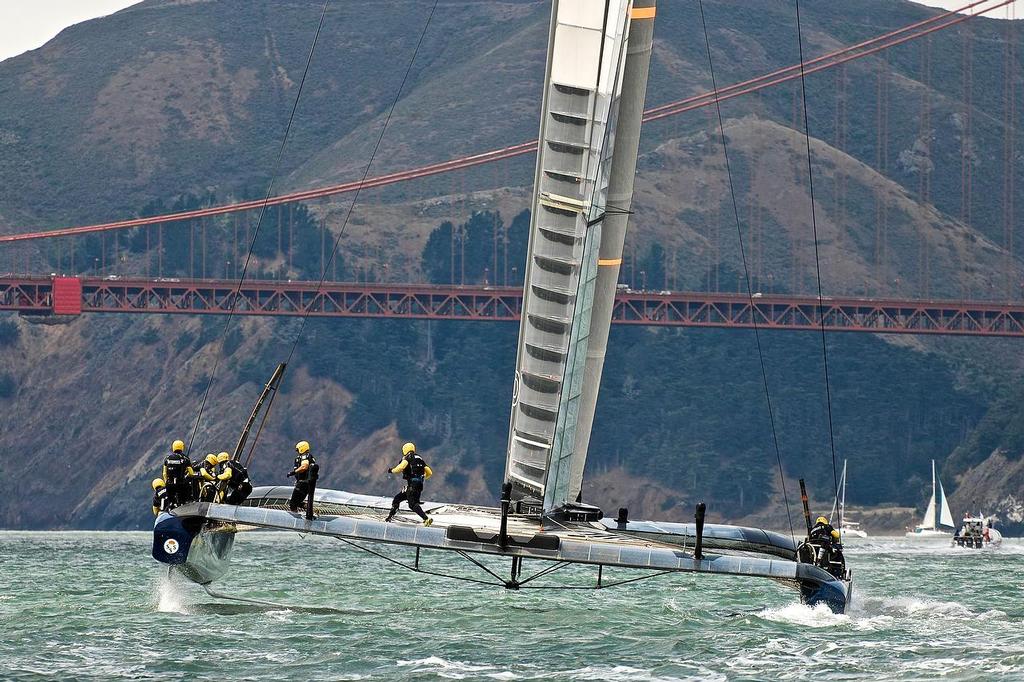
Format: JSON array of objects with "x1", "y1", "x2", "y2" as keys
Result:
[{"x1": 504, "y1": 0, "x2": 656, "y2": 513}]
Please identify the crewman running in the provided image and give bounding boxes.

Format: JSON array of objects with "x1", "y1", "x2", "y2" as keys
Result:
[
  {"x1": 151, "y1": 478, "x2": 170, "y2": 516},
  {"x1": 287, "y1": 441, "x2": 318, "y2": 515},
  {"x1": 162, "y1": 439, "x2": 195, "y2": 508},
  {"x1": 385, "y1": 442, "x2": 433, "y2": 526}
]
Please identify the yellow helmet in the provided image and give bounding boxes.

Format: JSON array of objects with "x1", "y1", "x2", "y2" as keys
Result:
[
  {"x1": 830, "y1": 529, "x2": 841, "y2": 540},
  {"x1": 816, "y1": 516, "x2": 828, "y2": 525},
  {"x1": 295, "y1": 441, "x2": 310, "y2": 455},
  {"x1": 217, "y1": 452, "x2": 230, "y2": 463},
  {"x1": 402, "y1": 442, "x2": 416, "y2": 456},
  {"x1": 205, "y1": 454, "x2": 218, "y2": 465},
  {"x1": 152, "y1": 478, "x2": 165, "y2": 490},
  {"x1": 172, "y1": 439, "x2": 185, "y2": 453}
]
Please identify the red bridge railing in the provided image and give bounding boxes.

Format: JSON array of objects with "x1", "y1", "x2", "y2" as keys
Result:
[{"x1": 2, "y1": 275, "x2": 1024, "y2": 337}]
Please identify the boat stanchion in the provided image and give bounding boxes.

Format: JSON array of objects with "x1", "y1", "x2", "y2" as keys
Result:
[
  {"x1": 694, "y1": 502, "x2": 706, "y2": 561},
  {"x1": 499, "y1": 482, "x2": 512, "y2": 549}
]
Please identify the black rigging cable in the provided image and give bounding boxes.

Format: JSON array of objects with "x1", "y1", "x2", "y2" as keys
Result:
[
  {"x1": 283, "y1": 0, "x2": 441, "y2": 367},
  {"x1": 793, "y1": 0, "x2": 842, "y2": 527},
  {"x1": 185, "y1": 0, "x2": 331, "y2": 456},
  {"x1": 697, "y1": 0, "x2": 796, "y2": 542}
]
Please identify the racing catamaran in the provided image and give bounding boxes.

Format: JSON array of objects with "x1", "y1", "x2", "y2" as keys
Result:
[{"x1": 153, "y1": 0, "x2": 851, "y2": 614}]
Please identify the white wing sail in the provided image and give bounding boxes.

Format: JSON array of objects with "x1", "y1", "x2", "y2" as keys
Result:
[{"x1": 505, "y1": 0, "x2": 636, "y2": 511}]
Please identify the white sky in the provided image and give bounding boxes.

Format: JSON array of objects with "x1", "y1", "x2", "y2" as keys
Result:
[
  {"x1": 0, "y1": 1, "x2": 142, "y2": 63},
  {"x1": 0, "y1": 0, "x2": 1019, "y2": 64}
]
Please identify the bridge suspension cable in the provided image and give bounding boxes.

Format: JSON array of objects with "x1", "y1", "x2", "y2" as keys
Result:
[{"x1": 0, "y1": 0, "x2": 1011, "y2": 245}]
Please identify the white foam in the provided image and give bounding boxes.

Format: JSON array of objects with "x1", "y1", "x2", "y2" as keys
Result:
[
  {"x1": 759, "y1": 602, "x2": 850, "y2": 628},
  {"x1": 153, "y1": 571, "x2": 189, "y2": 614}
]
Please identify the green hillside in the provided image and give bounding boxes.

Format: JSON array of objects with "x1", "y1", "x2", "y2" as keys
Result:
[{"x1": 0, "y1": 0, "x2": 1022, "y2": 530}]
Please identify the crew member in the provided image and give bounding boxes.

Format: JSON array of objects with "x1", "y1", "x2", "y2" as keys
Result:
[
  {"x1": 287, "y1": 441, "x2": 318, "y2": 515},
  {"x1": 385, "y1": 442, "x2": 433, "y2": 526},
  {"x1": 809, "y1": 515, "x2": 836, "y2": 542},
  {"x1": 220, "y1": 457, "x2": 254, "y2": 505},
  {"x1": 824, "y1": 528, "x2": 846, "y2": 579},
  {"x1": 208, "y1": 452, "x2": 234, "y2": 502},
  {"x1": 162, "y1": 439, "x2": 195, "y2": 508},
  {"x1": 151, "y1": 478, "x2": 169, "y2": 516},
  {"x1": 198, "y1": 453, "x2": 220, "y2": 502}
]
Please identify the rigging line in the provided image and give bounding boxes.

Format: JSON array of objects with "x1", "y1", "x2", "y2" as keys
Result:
[
  {"x1": 521, "y1": 569, "x2": 674, "y2": 590},
  {"x1": 697, "y1": 0, "x2": 796, "y2": 543},
  {"x1": 283, "y1": 0, "x2": 440, "y2": 367},
  {"x1": 333, "y1": 536, "x2": 504, "y2": 587},
  {"x1": 454, "y1": 550, "x2": 509, "y2": 584},
  {"x1": 793, "y1": 0, "x2": 841, "y2": 529},
  {"x1": 515, "y1": 560, "x2": 572, "y2": 587},
  {"x1": 184, "y1": 0, "x2": 331, "y2": 457}
]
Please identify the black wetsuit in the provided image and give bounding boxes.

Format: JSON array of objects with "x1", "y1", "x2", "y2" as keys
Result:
[
  {"x1": 222, "y1": 460, "x2": 253, "y2": 505},
  {"x1": 807, "y1": 521, "x2": 845, "y2": 578},
  {"x1": 162, "y1": 452, "x2": 194, "y2": 508},
  {"x1": 152, "y1": 486, "x2": 169, "y2": 515},
  {"x1": 288, "y1": 453, "x2": 317, "y2": 512},
  {"x1": 387, "y1": 454, "x2": 429, "y2": 522}
]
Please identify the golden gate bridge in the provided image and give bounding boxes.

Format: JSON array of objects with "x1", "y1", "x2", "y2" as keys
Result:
[{"x1": 1, "y1": 0, "x2": 1020, "y2": 337}]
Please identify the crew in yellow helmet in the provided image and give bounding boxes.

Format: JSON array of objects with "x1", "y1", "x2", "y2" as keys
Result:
[
  {"x1": 385, "y1": 442, "x2": 433, "y2": 526},
  {"x1": 162, "y1": 439, "x2": 195, "y2": 509},
  {"x1": 151, "y1": 478, "x2": 169, "y2": 516},
  {"x1": 198, "y1": 454, "x2": 221, "y2": 502},
  {"x1": 809, "y1": 515, "x2": 835, "y2": 542},
  {"x1": 287, "y1": 441, "x2": 319, "y2": 516}
]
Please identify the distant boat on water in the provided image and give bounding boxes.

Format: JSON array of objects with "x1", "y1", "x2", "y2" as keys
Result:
[
  {"x1": 831, "y1": 460, "x2": 868, "y2": 538},
  {"x1": 905, "y1": 460, "x2": 955, "y2": 539},
  {"x1": 953, "y1": 514, "x2": 1003, "y2": 549}
]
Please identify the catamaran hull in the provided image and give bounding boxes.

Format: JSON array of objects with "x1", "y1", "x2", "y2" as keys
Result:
[
  {"x1": 151, "y1": 488, "x2": 851, "y2": 614},
  {"x1": 152, "y1": 512, "x2": 235, "y2": 585}
]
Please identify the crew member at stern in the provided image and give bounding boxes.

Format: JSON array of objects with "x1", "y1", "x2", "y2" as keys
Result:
[
  {"x1": 162, "y1": 439, "x2": 196, "y2": 508},
  {"x1": 385, "y1": 442, "x2": 433, "y2": 526},
  {"x1": 151, "y1": 478, "x2": 169, "y2": 516},
  {"x1": 287, "y1": 441, "x2": 319, "y2": 515}
]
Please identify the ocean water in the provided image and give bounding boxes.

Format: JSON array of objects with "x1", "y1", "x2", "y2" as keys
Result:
[{"x1": 0, "y1": 531, "x2": 1021, "y2": 680}]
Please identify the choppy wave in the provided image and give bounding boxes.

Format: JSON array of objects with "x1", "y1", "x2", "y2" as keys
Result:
[{"x1": 2, "y1": 532, "x2": 1023, "y2": 680}]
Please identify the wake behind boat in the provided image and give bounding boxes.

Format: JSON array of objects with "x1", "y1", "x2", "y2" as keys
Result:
[{"x1": 151, "y1": 0, "x2": 851, "y2": 614}]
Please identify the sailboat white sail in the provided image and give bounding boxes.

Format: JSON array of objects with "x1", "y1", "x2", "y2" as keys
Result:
[{"x1": 906, "y1": 459, "x2": 954, "y2": 538}]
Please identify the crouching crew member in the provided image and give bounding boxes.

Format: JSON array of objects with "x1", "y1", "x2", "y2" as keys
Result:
[
  {"x1": 287, "y1": 441, "x2": 319, "y2": 517},
  {"x1": 385, "y1": 442, "x2": 433, "y2": 526},
  {"x1": 151, "y1": 478, "x2": 170, "y2": 516},
  {"x1": 218, "y1": 455, "x2": 253, "y2": 505},
  {"x1": 162, "y1": 439, "x2": 196, "y2": 509},
  {"x1": 198, "y1": 453, "x2": 221, "y2": 502}
]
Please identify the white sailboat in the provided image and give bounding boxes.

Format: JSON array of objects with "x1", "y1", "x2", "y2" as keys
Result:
[
  {"x1": 830, "y1": 461, "x2": 868, "y2": 538},
  {"x1": 905, "y1": 460, "x2": 954, "y2": 539}
]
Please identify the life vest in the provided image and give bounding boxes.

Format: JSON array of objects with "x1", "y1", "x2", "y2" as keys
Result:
[
  {"x1": 152, "y1": 486, "x2": 169, "y2": 512},
  {"x1": 403, "y1": 454, "x2": 427, "y2": 484},
  {"x1": 163, "y1": 453, "x2": 191, "y2": 487},
  {"x1": 293, "y1": 454, "x2": 316, "y2": 482}
]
